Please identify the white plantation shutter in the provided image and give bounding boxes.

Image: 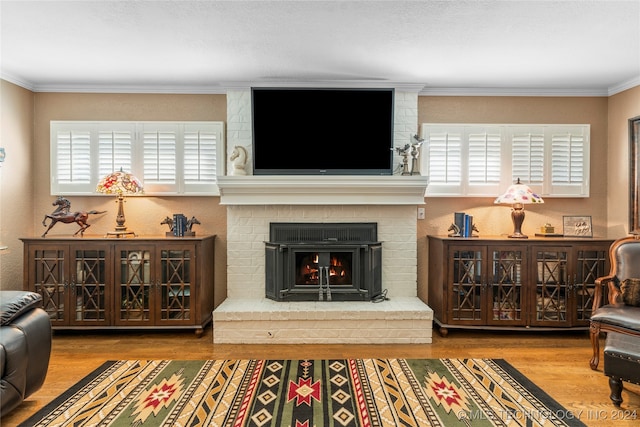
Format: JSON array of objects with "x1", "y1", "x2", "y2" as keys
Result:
[
  {"x1": 509, "y1": 127, "x2": 545, "y2": 194},
  {"x1": 142, "y1": 125, "x2": 178, "y2": 192},
  {"x1": 421, "y1": 123, "x2": 589, "y2": 197},
  {"x1": 56, "y1": 130, "x2": 91, "y2": 183},
  {"x1": 467, "y1": 128, "x2": 502, "y2": 195},
  {"x1": 184, "y1": 130, "x2": 216, "y2": 182},
  {"x1": 51, "y1": 121, "x2": 224, "y2": 195},
  {"x1": 422, "y1": 127, "x2": 462, "y2": 195},
  {"x1": 548, "y1": 126, "x2": 589, "y2": 196},
  {"x1": 421, "y1": 125, "x2": 504, "y2": 196},
  {"x1": 512, "y1": 132, "x2": 545, "y2": 183},
  {"x1": 51, "y1": 123, "x2": 93, "y2": 194},
  {"x1": 98, "y1": 126, "x2": 134, "y2": 178}
]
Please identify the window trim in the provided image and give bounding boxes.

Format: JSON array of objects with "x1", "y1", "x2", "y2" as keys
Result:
[
  {"x1": 421, "y1": 123, "x2": 590, "y2": 198},
  {"x1": 50, "y1": 121, "x2": 225, "y2": 196}
]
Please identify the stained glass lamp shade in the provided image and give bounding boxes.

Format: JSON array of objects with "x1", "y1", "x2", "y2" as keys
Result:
[
  {"x1": 494, "y1": 178, "x2": 544, "y2": 238},
  {"x1": 96, "y1": 169, "x2": 143, "y2": 237}
]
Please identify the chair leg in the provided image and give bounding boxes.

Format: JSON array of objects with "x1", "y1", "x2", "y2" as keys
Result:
[
  {"x1": 608, "y1": 377, "x2": 624, "y2": 407},
  {"x1": 590, "y1": 323, "x2": 601, "y2": 370}
]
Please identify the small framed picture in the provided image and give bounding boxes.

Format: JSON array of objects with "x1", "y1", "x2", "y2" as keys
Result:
[{"x1": 563, "y1": 215, "x2": 593, "y2": 237}]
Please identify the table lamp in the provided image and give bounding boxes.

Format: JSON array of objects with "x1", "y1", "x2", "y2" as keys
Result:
[
  {"x1": 494, "y1": 178, "x2": 544, "y2": 238},
  {"x1": 96, "y1": 169, "x2": 143, "y2": 237}
]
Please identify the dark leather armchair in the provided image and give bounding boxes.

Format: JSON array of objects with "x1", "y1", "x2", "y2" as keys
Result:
[
  {"x1": 0, "y1": 291, "x2": 52, "y2": 417},
  {"x1": 589, "y1": 236, "x2": 640, "y2": 406}
]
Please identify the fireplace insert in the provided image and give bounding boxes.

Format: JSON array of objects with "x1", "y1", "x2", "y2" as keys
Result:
[{"x1": 265, "y1": 223, "x2": 382, "y2": 301}]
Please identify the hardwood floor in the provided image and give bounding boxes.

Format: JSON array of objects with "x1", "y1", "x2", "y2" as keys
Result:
[{"x1": 4, "y1": 328, "x2": 639, "y2": 426}]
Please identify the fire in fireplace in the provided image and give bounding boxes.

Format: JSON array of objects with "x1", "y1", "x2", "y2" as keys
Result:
[
  {"x1": 265, "y1": 223, "x2": 382, "y2": 301},
  {"x1": 296, "y1": 252, "x2": 352, "y2": 286}
]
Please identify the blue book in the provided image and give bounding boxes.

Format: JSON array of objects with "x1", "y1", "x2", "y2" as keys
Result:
[
  {"x1": 173, "y1": 214, "x2": 187, "y2": 237},
  {"x1": 464, "y1": 214, "x2": 473, "y2": 237}
]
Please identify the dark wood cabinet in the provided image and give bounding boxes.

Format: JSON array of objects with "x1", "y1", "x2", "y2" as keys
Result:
[
  {"x1": 427, "y1": 236, "x2": 613, "y2": 336},
  {"x1": 21, "y1": 235, "x2": 215, "y2": 336}
]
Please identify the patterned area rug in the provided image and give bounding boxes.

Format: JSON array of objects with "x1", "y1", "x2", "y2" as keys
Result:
[{"x1": 22, "y1": 359, "x2": 586, "y2": 427}]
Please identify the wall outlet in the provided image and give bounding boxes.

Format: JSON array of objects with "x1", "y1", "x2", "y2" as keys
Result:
[{"x1": 417, "y1": 207, "x2": 426, "y2": 220}]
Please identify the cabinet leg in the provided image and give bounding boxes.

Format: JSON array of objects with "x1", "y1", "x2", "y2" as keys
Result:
[
  {"x1": 195, "y1": 328, "x2": 204, "y2": 338},
  {"x1": 438, "y1": 327, "x2": 449, "y2": 337}
]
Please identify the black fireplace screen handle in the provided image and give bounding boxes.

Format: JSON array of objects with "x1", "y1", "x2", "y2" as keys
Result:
[
  {"x1": 318, "y1": 266, "x2": 331, "y2": 301},
  {"x1": 324, "y1": 267, "x2": 332, "y2": 301}
]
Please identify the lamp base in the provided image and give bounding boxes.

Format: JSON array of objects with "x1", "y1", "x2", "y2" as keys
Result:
[
  {"x1": 508, "y1": 204, "x2": 528, "y2": 239},
  {"x1": 105, "y1": 227, "x2": 137, "y2": 238},
  {"x1": 106, "y1": 195, "x2": 137, "y2": 238},
  {"x1": 508, "y1": 232, "x2": 529, "y2": 239}
]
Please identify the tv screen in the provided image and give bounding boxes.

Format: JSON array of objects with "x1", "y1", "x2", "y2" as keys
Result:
[{"x1": 251, "y1": 88, "x2": 394, "y2": 175}]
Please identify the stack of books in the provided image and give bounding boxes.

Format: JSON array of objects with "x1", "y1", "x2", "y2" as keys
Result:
[
  {"x1": 453, "y1": 212, "x2": 476, "y2": 237},
  {"x1": 173, "y1": 214, "x2": 187, "y2": 237}
]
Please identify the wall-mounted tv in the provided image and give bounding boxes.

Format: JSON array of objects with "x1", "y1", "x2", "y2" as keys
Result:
[{"x1": 251, "y1": 88, "x2": 395, "y2": 175}]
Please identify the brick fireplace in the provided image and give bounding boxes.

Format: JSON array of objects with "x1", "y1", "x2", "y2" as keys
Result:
[{"x1": 211, "y1": 86, "x2": 433, "y2": 344}]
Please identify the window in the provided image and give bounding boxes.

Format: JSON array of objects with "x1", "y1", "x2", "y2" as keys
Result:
[
  {"x1": 421, "y1": 123, "x2": 590, "y2": 197},
  {"x1": 51, "y1": 121, "x2": 225, "y2": 196}
]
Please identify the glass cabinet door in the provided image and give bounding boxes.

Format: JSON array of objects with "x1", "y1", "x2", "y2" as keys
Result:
[
  {"x1": 573, "y1": 246, "x2": 609, "y2": 325},
  {"x1": 449, "y1": 247, "x2": 485, "y2": 324},
  {"x1": 159, "y1": 246, "x2": 194, "y2": 324},
  {"x1": 71, "y1": 247, "x2": 109, "y2": 325},
  {"x1": 29, "y1": 245, "x2": 68, "y2": 325},
  {"x1": 531, "y1": 248, "x2": 570, "y2": 327},
  {"x1": 116, "y1": 247, "x2": 153, "y2": 324},
  {"x1": 487, "y1": 247, "x2": 526, "y2": 326}
]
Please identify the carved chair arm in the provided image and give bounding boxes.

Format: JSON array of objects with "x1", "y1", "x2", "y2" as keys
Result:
[
  {"x1": 593, "y1": 275, "x2": 615, "y2": 312},
  {"x1": 606, "y1": 280, "x2": 623, "y2": 304}
]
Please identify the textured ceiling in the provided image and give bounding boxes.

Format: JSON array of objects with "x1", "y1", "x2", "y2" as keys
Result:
[{"x1": 1, "y1": 1, "x2": 639, "y2": 94}]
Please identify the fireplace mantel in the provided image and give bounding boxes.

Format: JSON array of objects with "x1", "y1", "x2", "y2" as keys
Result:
[{"x1": 217, "y1": 175, "x2": 428, "y2": 205}]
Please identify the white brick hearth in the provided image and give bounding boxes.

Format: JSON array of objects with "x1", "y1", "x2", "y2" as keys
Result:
[
  {"x1": 212, "y1": 86, "x2": 433, "y2": 344},
  {"x1": 213, "y1": 298, "x2": 433, "y2": 344}
]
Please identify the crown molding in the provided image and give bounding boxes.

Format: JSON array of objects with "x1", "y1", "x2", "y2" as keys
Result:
[
  {"x1": 419, "y1": 86, "x2": 610, "y2": 97},
  {"x1": 0, "y1": 73, "x2": 35, "y2": 91},
  {"x1": 3, "y1": 75, "x2": 637, "y2": 97},
  {"x1": 223, "y1": 80, "x2": 426, "y2": 92},
  {"x1": 608, "y1": 76, "x2": 640, "y2": 96},
  {"x1": 27, "y1": 84, "x2": 228, "y2": 94}
]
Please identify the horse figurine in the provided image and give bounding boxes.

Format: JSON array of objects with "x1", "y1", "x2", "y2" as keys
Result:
[
  {"x1": 186, "y1": 216, "x2": 200, "y2": 231},
  {"x1": 230, "y1": 145, "x2": 248, "y2": 176},
  {"x1": 160, "y1": 216, "x2": 174, "y2": 231},
  {"x1": 42, "y1": 197, "x2": 106, "y2": 237},
  {"x1": 447, "y1": 223, "x2": 461, "y2": 237}
]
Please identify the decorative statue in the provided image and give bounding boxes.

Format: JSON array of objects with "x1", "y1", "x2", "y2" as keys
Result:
[
  {"x1": 447, "y1": 223, "x2": 461, "y2": 237},
  {"x1": 230, "y1": 145, "x2": 248, "y2": 176},
  {"x1": 160, "y1": 216, "x2": 174, "y2": 232},
  {"x1": 410, "y1": 134, "x2": 424, "y2": 175},
  {"x1": 42, "y1": 196, "x2": 106, "y2": 237},
  {"x1": 395, "y1": 144, "x2": 411, "y2": 175},
  {"x1": 186, "y1": 216, "x2": 201, "y2": 231}
]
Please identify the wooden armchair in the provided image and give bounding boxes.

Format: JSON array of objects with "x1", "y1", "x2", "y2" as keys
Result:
[
  {"x1": 589, "y1": 237, "x2": 640, "y2": 405},
  {"x1": 590, "y1": 236, "x2": 640, "y2": 370}
]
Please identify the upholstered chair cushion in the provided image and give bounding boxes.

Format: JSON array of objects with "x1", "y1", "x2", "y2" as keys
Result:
[{"x1": 620, "y1": 278, "x2": 640, "y2": 307}]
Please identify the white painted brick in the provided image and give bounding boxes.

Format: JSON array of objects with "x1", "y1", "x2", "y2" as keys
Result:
[{"x1": 220, "y1": 91, "x2": 431, "y2": 343}]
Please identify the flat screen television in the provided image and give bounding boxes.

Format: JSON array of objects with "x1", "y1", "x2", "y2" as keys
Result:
[{"x1": 251, "y1": 88, "x2": 395, "y2": 175}]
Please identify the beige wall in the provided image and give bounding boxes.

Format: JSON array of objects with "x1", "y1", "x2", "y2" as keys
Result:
[
  {"x1": 415, "y1": 95, "x2": 611, "y2": 302},
  {"x1": 607, "y1": 85, "x2": 640, "y2": 236},
  {"x1": 3, "y1": 83, "x2": 639, "y2": 307},
  {"x1": 0, "y1": 80, "x2": 34, "y2": 290},
  {"x1": 30, "y1": 92, "x2": 228, "y2": 306}
]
